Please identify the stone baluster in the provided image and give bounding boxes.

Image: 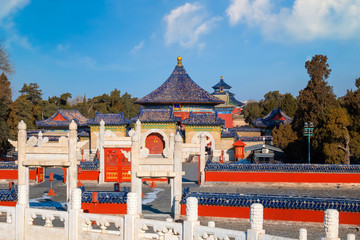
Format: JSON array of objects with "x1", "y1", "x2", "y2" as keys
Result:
[
  {"x1": 130, "y1": 133, "x2": 142, "y2": 215},
  {"x1": 16, "y1": 121, "x2": 29, "y2": 240},
  {"x1": 208, "y1": 221, "x2": 215, "y2": 228},
  {"x1": 183, "y1": 197, "x2": 200, "y2": 240},
  {"x1": 99, "y1": 119, "x2": 105, "y2": 184},
  {"x1": 299, "y1": 228, "x2": 307, "y2": 240},
  {"x1": 136, "y1": 119, "x2": 141, "y2": 143},
  {"x1": 347, "y1": 234, "x2": 355, "y2": 240},
  {"x1": 69, "y1": 188, "x2": 83, "y2": 240},
  {"x1": 199, "y1": 133, "x2": 206, "y2": 185},
  {"x1": 321, "y1": 209, "x2": 340, "y2": 240},
  {"x1": 68, "y1": 121, "x2": 78, "y2": 204},
  {"x1": 125, "y1": 192, "x2": 139, "y2": 240},
  {"x1": 173, "y1": 132, "x2": 183, "y2": 219},
  {"x1": 247, "y1": 203, "x2": 265, "y2": 240}
]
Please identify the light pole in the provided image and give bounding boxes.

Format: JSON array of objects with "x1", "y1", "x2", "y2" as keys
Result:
[{"x1": 303, "y1": 122, "x2": 314, "y2": 164}]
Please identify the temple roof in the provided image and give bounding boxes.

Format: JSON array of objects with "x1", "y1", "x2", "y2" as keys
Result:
[
  {"x1": 221, "y1": 129, "x2": 237, "y2": 138},
  {"x1": 87, "y1": 112, "x2": 131, "y2": 125},
  {"x1": 135, "y1": 57, "x2": 224, "y2": 105},
  {"x1": 182, "y1": 112, "x2": 224, "y2": 126},
  {"x1": 132, "y1": 107, "x2": 181, "y2": 123},
  {"x1": 36, "y1": 108, "x2": 89, "y2": 128},
  {"x1": 253, "y1": 107, "x2": 293, "y2": 128},
  {"x1": 212, "y1": 76, "x2": 232, "y2": 90}
]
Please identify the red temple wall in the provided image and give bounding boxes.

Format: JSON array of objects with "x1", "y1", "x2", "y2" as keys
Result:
[
  {"x1": 205, "y1": 171, "x2": 360, "y2": 184},
  {"x1": 218, "y1": 113, "x2": 233, "y2": 128}
]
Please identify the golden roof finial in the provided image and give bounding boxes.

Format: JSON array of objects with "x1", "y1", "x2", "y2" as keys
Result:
[
  {"x1": 177, "y1": 56, "x2": 182, "y2": 66},
  {"x1": 221, "y1": 75, "x2": 223, "y2": 80}
]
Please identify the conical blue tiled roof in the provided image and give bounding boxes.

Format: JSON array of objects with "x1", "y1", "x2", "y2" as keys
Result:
[
  {"x1": 212, "y1": 77, "x2": 231, "y2": 90},
  {"x1": 135, "y1": 59, "x2": 224, "y2": 105}
]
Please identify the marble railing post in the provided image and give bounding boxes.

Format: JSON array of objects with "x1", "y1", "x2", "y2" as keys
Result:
[
  {"x1": 172, "y1": 132, "x2": 183, "y2": 219},
  {"x1": 131, "y1": 133, "x2": 142, "y2": 215},
  {"x1": 321, "y1": 209, "x2": 340, "y2": 240},
  {"x1": 99, "y1": 119, "x2": 105, "y2": 184},
  {"x1": 183, "y1": 197, "x2": 200, "y2": 240},
  {"x1": 15, "y1": 185, "x2": 28, "y2": 240},
  {"x1": 199, "y1": 133, "x2": 206, "y2": 185},
  {"x1": 136, "y1": 119, "x2": 141, "y2": 144},
  {"x1": 69, "y1": 188, "x2": 83, "y2": 240},
  {"x1": 299, "y1": 228, "x2": 307, "y2": 240},
  {"x1": 247, "y1": 203, "x2": 265, "y2": 240},
  {"x1": 347, "y1": 234, "x2": 355, "y2": 240},
  {"x1": 68, "y1": 121, "x2": 78, "y2": 204},
  {"x1": 16, "y1": 121, "x2": 29, "y2": 240},
  {"x1": 124, "y1": 192, "x2": 139, "y2": 240}
]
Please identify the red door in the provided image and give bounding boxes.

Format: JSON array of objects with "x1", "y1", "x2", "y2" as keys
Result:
[
  {"x1": 119, "y1": 148, "x2": 131, "y2": 182},
  {"x1": 104, "y1": 148, "x2": 120, "y2": 182},
  {"x1": 145, "y1": 133, "x2": 165, "y2": 154}
]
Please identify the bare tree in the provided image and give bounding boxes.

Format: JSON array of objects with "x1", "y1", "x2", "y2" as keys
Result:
[{"x1": 0, "y1": 41, "x2": 14, "y2": 74}]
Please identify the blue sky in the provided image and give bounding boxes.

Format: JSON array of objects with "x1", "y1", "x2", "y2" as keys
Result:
[{"x1": 1, "y1": 0, "x2": 360, "y2": 102}]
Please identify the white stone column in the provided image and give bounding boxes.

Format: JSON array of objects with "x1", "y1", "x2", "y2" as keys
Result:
[
  {"x1": 321, "y1": 209, "x2": 340, "y2": 240},
  {"x1": 68, "y1": 121, "x2": 78, "y2": 204},
  {"x1": 68, "y1": 188, "x2": 83, "y2": 240},
  {"x1": 124, "y1": 192, "x2": 139, "y2": 240},
  {"x1": 199, "y1": 133, "x2": 206, "y2": 185},
  {"x1": 183, "y1": 197, "x2": 200, "y2": 240},
  {"x1": 99, "y1": 119, "x2": 105, "y2": 184},
  {"x1": 16, "y1": 121, "x2": 29, "y2": 240},
  {"x1": 169, "y1": 132, "x2": 175, "y2": 155},
  {"x1": 173, "y1": 132, "x2": 183, "y2": 219},
  {"x1": 17, "y1": 120, "x2": 29, "y2": 187},
  {"x1": 15, "y1": 184, "x2": 29, "y2": 240},
  {"x1": 299, "y1": 228, "x2": 307, "y2": 240},
  {"x1": 131, "y1": 133, "x2": 142, "y2": 215},
  {"x1": 247, "y1": 203, "x2": 265, "y2": 240},
  {"x1": 136, "y1": 119, "x2": 141, "y2": 145}
]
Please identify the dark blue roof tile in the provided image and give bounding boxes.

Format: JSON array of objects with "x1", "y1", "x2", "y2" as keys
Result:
[
  {"x1": 133, "y1": 107, "x2": 181, "y2": 123},
  {"x1": 253, "y1": 107, "x2": 292, "y2": 128},
  {"x1": 36, "y1": 108, "x2": 89, "y2": 128},
  {"x1": 183, "y1": 112, "x2": 224, "y2": 126},
  {"x1": 135, "y1": 59, "x2": 224, "y2": 105},
  {"x1": 87, "y1": 112, "x2": 131, "y2": 125}
]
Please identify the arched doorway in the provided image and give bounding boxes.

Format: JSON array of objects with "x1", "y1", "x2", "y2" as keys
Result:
[{"x1": 145, "y1": 133, "x2": 165, "y2": 154}]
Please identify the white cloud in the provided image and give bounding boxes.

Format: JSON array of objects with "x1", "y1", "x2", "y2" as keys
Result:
[
  {"x1": 164, "y1": 2, "x2": 221, "y2": 48},
  {"x1": 57, "y1": 44, "x2": 69, "y2": 51},
  {"x1": 226, "y1": 0, "x2": 360, "y2": 41},
  {"x1": 130, "y1": 41, "x2": 144, "y2": 54},
  {"x1": 0, "y1": 0, "x2": 30, "y2": 22},
  {"x1": 0, "y1": 0, "x2": 32, "y2": 49}
]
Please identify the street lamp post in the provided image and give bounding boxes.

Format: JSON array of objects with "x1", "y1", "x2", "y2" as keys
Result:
[{"x1": 303, "y1": 122, "x2": 314, "y2": 164}]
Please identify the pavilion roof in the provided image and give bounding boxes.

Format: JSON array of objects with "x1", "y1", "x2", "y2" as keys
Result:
[
  {"x1": 182, "y1": 112, "x2": 224, "y2": 126},
  {"x1": 253, "y1": 107, "x2": 292, "y2": 128},
  {"x1": 36, "y1": 108, "x2": 89, "y2": 128},
  {"x1": 87, "y1": 112, "x2": 131, "y2": 125},
  {"x1": 132, "y1": 107, "x2": 181, "y2": 123},
  {"x1": 233, "y1": 139, "x2": 246, "y2": 147},
  {"x1": 135, "y1": 57, "x2": 224, "y2": 105},
  {"x1": 212, "y1": 76, "x2": 232, "y2": 90}
]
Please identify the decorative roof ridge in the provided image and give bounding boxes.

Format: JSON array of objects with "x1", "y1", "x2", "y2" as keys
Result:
[{"x1": 212, "y1": 76, "x2": 232, "y2": 90}]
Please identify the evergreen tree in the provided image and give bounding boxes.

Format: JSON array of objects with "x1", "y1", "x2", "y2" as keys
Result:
[
  {"x1": 8, "y1": 95, "x2": 35, "y2": 136},
  {"x1": 0, "y1": 73, "x2": 12, "y2": 153},
  {"x1": 294, "y1": 55, "x2": 337, "y2": 129}
]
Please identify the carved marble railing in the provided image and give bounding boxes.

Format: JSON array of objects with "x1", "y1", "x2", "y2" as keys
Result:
[
  {"x1": 24, "y1": 208, "x2": 68, "y2": 240},
  {"x1": 136, "y1": 218, "x2": 183, "y2": 240},
  {"x1": 0, "y1": 206, "x2": 16, "y2": 239},
  {"x1": 194, "y1": 221, "x2": 246, "y2": 240},
  {"x1": 79, "y1": 213, "x2": 124, "y2": 240}
]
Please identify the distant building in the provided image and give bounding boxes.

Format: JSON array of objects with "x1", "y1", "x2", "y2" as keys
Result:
[
  {"x1": 211, "y1": 76, "x2": 244, "y2": 128},
  {"x1": 253, "y1": 107, "x2": 293, "y2": 135}
]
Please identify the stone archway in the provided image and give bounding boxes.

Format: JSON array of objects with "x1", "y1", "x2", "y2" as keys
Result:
[
  {"x1": 191, "y1": 132, "x2": 215, "y2": 150},
  {"x1": 141, "y1": 129, "x2": 171, "y2": 157},
  {"x1": 145, "y1": 133, "x2": 165, "y2": 154}
]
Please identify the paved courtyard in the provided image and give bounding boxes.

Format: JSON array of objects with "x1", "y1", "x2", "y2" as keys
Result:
[{"x1": 1, "y1": 163, "x2": 359, "y2": 239}]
